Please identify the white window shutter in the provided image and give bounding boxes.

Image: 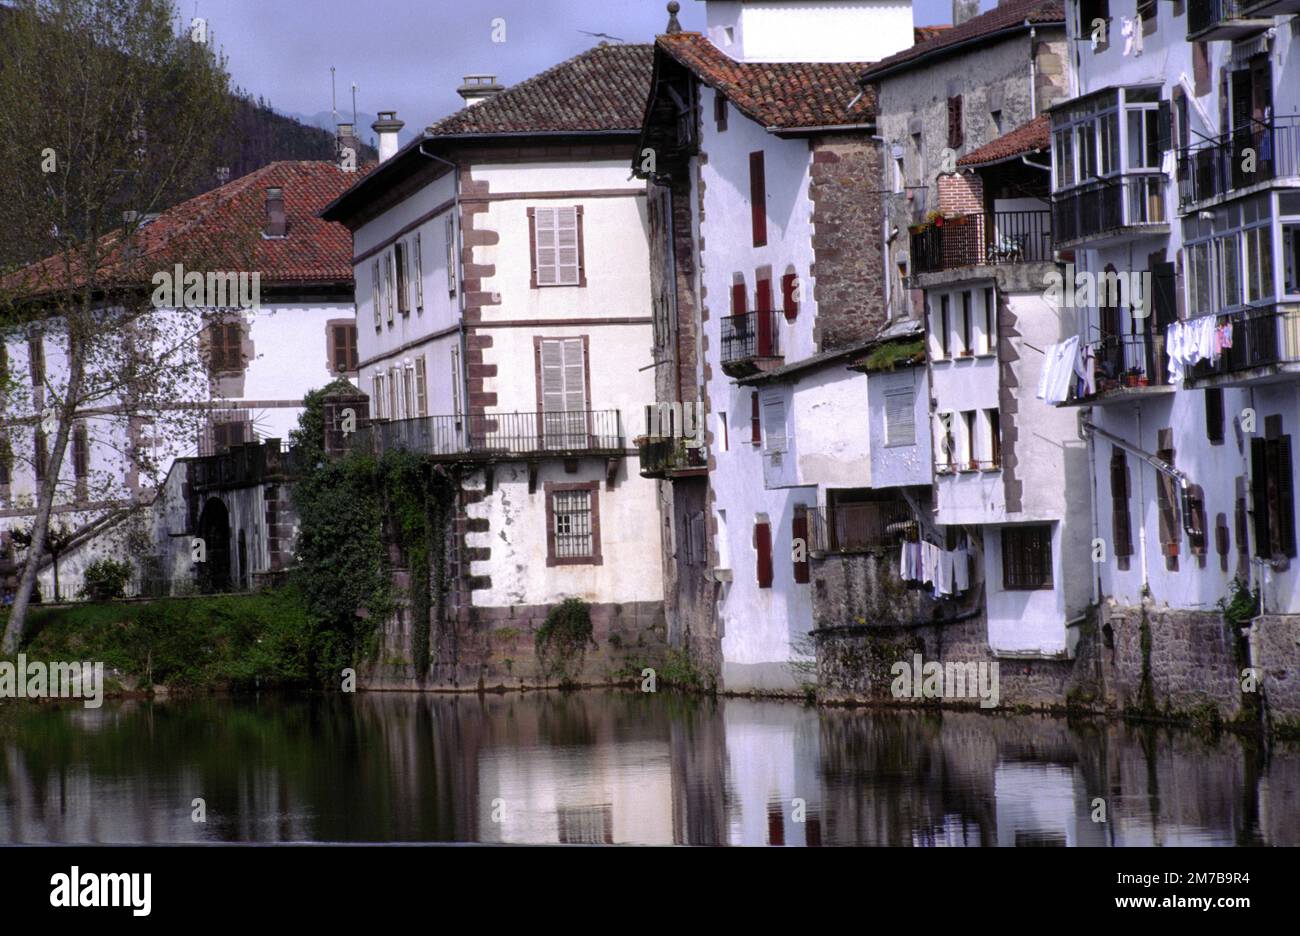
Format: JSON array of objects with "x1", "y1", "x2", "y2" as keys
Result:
[
  {"x1": 540, "y1": 339, "x2": 566, "y2": 412},
  {"x1": 556, "y1": 207, "x2": 579, "y2": 285},
  {"x1": 762, "y1": 400, "x2": 786, "y2": 453},
  {"x1": 563, "y1": 338, "x2": 586, "y2": 412},
  {"x1": 415, "y1": 356, "x2": 428, "y2": 417},
  {"x1": 445, "y1": 215, "x2": 457, "y2": 296},
  {"x1": 535, "y1": 208, "x2": 558, "y2": 285},
  {"x1": 371, "y1": 260, "x2": 381, "y2": 327},
  {"x1": 386, "y1": 252, "x2": 394, "y2": 323},
  {"x1": 414, "y1": 233, "x2": 424, "y2": 312},
  {"x1": 885, "y1": 388, "x2": 915, "y2": 445}
]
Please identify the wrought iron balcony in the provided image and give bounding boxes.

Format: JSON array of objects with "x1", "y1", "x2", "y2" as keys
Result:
[
  {"x1": 720, "y1": 309, "x2": 781, "y2": 377},
  {"x1": 1070, "y1": 332, "x2": 1172, "y2": 405},
  {"x1": 910, "y1": 210, "x2": 1052, "y2": 274},
  {"x1": 1186, "y1": 0, "x2": 1272, "y2": 41},
  {"x1": 191, "y1": 439, "x2": 301, "y2": 491},
  {"x1": 636, "y1": 435, "x2": 707, "y2": 479},
  {"x1": 1240, "y1": 0, "x2": 1300, "y2": 16},
  {"x1": 807, "y1": 499, "x2": 914, "y2": 555},
  {"x1": 355, "y1": 409, "x2": 625, "y2": 459},
  {"x1": 1188, "y1": 304, "x2": 1300, "y2": 383},
  {"x1": 1052, "y1": 173, "x2": 1168, "y2": 248},
  {"x1": 1178, "y1": 116, "x2": 1300, "y2": 210}
]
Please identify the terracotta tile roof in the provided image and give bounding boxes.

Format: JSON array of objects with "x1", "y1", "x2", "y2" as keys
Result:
[
  {"x1": 656, "y1": 32, "x2": 873, "y2": 129},
  {"x1": 914, "y1": 24, "x2": 953, "y2": 44},
  {"x1": 859, "y1": 0, "x2": 1065, "y2": 82},
  {"x1": 957, "y1": 113, "x2": 1050, "y2": 167},
  {"x1": 427, "y1": 43, "x2": 655, "y2": 136},
  {"x1": 5, "y1": 161, "x2": 360, "y2": 300}
]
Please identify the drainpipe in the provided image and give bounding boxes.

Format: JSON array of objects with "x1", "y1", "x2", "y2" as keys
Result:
[
  {"x1": 1082, "y1": 416, "x2": 1200, "y2": 539},
  {"x1": 1028, "y1": 25, "x2": 1037, "y2": 116},
  {"x1": 418, "y1": 142, "x2": 468, "y2": 443},
  {"x1": 1086, "y1": 419, "x2": 1101, "y2": 606}
]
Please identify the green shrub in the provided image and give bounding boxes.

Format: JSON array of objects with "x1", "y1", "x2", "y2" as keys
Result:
[
  {"x1": 80, "y1": 558, "x2": 133, "y2": 601},
  {"x1": 535, "y1": 598, "x2": 594, "y2": 685}
]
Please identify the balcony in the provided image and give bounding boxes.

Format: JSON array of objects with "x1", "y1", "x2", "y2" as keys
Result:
[
  {"x1": 1052, "y1": 174, "x2": 1168, "y2": 248},
  {"x1": 1070, "y1": 332, "x2": 1172, "y2": 405},
  {"x1": 1179, "y1": 117, "x2": 1300, "y2": 210},
  {"x1": 807, "y1": 499, "x2": 915, "y2": 555},
  {"x1": 1186, "y1": 0, "x2": 1271, "y2": 41},
  {"x1": 636, "y1": 435, "x2": 707, "y2": 479},
  {"x1": 191, "y1": 439, "x2": 301, "y2": 491},
  {"x1": 1187, "y1": 304, "x2": 1300, "y2": 385},
  {"x1": 1240, "y1": 0, "x2": 1300, "y2": 14},
  {"x1": 720, "y1": 309, "x2": 781, "y2": 378},
  {"x1": 909, "y1": 210, "x2": 1052, "y2": 275},
  {"x1": 355, "y1": 409, "x2": 626, "y2": 459}
]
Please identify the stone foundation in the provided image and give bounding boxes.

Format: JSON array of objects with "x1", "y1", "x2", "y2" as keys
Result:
[{"x1": 1251, "y1": 614, "x2": 1300, "y2": 731}]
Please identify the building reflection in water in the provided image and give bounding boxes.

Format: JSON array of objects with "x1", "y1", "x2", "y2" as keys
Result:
[{"x1": 0, "y1": 691, "x2": 1296, "y2": 845}]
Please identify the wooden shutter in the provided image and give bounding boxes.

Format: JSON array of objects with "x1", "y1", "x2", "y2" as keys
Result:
[
  {"x1": 331, "y1": 325, "x2": 349, "y2": 372},
  {"x1": 371, "y1": 259, "x2": 382, "y2": 328},
  {"x1": 792, "y1": 509, "x2": 810, "y2": 584},
  {"x1": 1252, "y1": 438, "x2": 1271, "y2": 557},
  {"x1": 535, "y1": 207, "x2": 556, "y2": 285},
  {"x1": 1110, "y1": 448, "x2": 1133, "y2": 557},
  {"x1": 557, "y1": 207, "x2": 580, "y2": 285},
  {"x1": 756, "y1": 276, "x2": 773, "y2": 356},
  {"x1": 395, "y1": 241, "x2": 409, "y2": 314},
  {"x1": 540, "y1": 338, "x2": 586, "y2": 413},
  {"x1": 450, "y1": 347, "x2": 462, "y2": 419},
  {"x1": 781, "y1": 272, "x2": 798, "y2": 321},
  {"x1": 34, "y1": 429, "x2": 47, "y2": 481},
  {"x1": 1276, "y1": 437, "x2": 1296, "y2": 558},
  {"x1": 415, "y1": 356, "x2": 428, "y2": 417},
  {"x1": 731, "y1": 281, "x2": 747, "y2": 316},
  {"x1": 749, "y1": 151, "x2": 767, "y2": 247},
  {"x1": 750, "y1": 391, "x2": 761, "y2": 445},
  {"x1": 414, "y1": 233, "x2": 424, "y2": 311},
  {"x1": 714, "y1": 93, "x2": 727, "y2": 132},
  {"x1": 755, "y1": 521, "x2": 773, "y2": 588},
  {"x1": 73, "y1": 423, "x2": 88, "y2": 479},
  {"x1": 384, "y1": 252, "x2": 394, "y2": 323}
]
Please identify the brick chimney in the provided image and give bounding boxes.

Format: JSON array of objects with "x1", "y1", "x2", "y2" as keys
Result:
[
  {"x1": 371, "y1": 111, "x2": 404, "y2": 163},
  {"x1": 457, "y1": 75, "x2": 504, "y2": 107},
  {"x1": 953, "y1": 0, "x2": 980, "y2": 25},
  {"x1": 264, "y1": 187, "x2": 286, "y2": 238}
]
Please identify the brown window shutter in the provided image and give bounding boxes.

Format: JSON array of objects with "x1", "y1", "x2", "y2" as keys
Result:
[
  {"x1": 1252, "y1": 437, "x2": 1271, "y2": 557},
  {"x1": 948, "y1": 96, "x2": 963, "y2": 148},
  {"x1": 755, "y1": 521, "x2": 773, "y2": 588},
  {"x1": 756, "y1": 276, "x2": 772, "y2": 312},
  {"x1": 750, "y1": 391, "x2": 761, "y2": 445},
  {"x1": 781, "y1": 273, "x2": 798, "y2": 321},
  {"x1": 749, "y1": 151, "x2": 767, "y2": 247},
  {"x1": 1278, "y1": 437, "x2": 1297, "y2": 558},
  {"x1": 731, "y1": 281, "x2": 747, "y2": 316},
  {"x1": 347, "y1": 325, "x2": 358, "y2": 371},
  {"x1": 792, "y1": 509, "x2": 810, "y2": 584}
]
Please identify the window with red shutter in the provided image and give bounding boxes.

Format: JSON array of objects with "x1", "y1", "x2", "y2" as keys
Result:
[
  {"x1": 731, "y1": 279, "x2": 747, "y2": 316},
  {"x1": 749, "y1": 151, "x2": 767, "y2": 247},
  {"x1": 792, "y1": 508, "x2": 810, "y2": 584},
  {"x1": 751, "y1": 391, "x2": 761, "y2": 445},
  {"x1": 781, "y1": 272, "x2": 798, "y2": 321},
  {"x1": 755, "y1": 520, "x2": 773, "y2": 588}
]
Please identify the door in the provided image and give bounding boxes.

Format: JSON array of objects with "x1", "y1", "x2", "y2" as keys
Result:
[{"x1": 539, "y1": 337, "x2": 588, "y2": 449}]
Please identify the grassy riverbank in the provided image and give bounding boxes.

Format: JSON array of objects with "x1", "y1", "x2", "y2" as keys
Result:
[{"x1": 3, "y1": 589, "x2": 317, "y2": 692}]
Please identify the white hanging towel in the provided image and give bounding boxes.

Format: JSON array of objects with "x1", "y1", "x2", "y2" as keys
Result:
[{"x1": 953, "y1": 545, "x2": 970, "y2": 592}]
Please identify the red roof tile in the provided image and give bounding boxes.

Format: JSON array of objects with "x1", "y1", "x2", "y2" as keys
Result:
[
  {"x1": 427, "y1": 43, "x2": 654, "y2": 136},
  {"x1": 860, "y1": 0, "x2": 1064, "y2": 82},
  {"x1": 656, "y1": 32, "x2": 873, "y2": 129},
  {"x1": 957, "y1": 113, "x2": 1050, "y2": 166},
  {"x1": 5, "y1": 161, "x2": 359, "y2": 300}
]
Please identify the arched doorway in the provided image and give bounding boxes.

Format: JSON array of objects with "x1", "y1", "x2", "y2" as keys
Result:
[{"x1": 197, "y1": 498, "x2": 232, "y2": 592}]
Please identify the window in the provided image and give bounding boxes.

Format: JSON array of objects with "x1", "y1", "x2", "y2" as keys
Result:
[
  {"x1": 1206, "y1": 388, "x2": 1224, "y2": 445},
  {"x1": 207, "y1": 321, "x2": 242, "y2": 374},
  {"x1": 530, "y1": 206, "x2": 584, "y2": 286},
  {"x1": 538, "y1": 337, "x2": 588, "y2": 447},
  {"x1": 792, "y1": 507, "x2": 810, "y2": 584},
  {"x1": 1156, "y1": 430, "x2": 1181, "y2": 564},
  {"x1": 762, "y1": 399, "x2": 786, "y2": 454},
  {"x1": 384, "y1": 251, "x2": 394, "y2": 323},
  {"x1": 1284, "y1": 222, "x2": 1300, "y2": 295},
  {"x1": 371, "y1": 259, "x2": 382, "y2": 329},
  {"x1": 329, "y1": 323, "x2": 358, "y2": 374},
  {"x1": 445, "y1": 215, "x2": 458, "y2": 296},
  {"x1": 1136, "y1": 0, "x2": 1155, "y2": 29},
  {"x1": 986, "y1": 408, "x2": 1001, "y2": 468},
  {"x1": 885, "y1": 387, "x2": 915, "y2": 446},
  {"x1": 372, "y1": 373, "x2": 385, "y2": 419},
  {"x1": 982, "y1": 286, "x2": 997, "y2": 353},
  {"x1": 935, "y1": 412, "x2": 955, "y2": 470},
  {"x1": 395, "y1": 240, "x2": 410, "y2": 315},
  {"x1": 1110, "y1": 447, "x2": 1133, "y2": 562},
  {"x1": 947, "y1": 95, "x2": 963, "y2": 149},
  {"x1": 749, "y1": 151, "x2": 767, "y2": 247},
  {"x1": 754, "y1": 520, "x2": 773, "y2": 588},
  {"x1": 1078, "y1": 0, "x2": 1109, "y2": 48},
  {"x1": 28, "y1": 334, "x2": 44, "y2": 387},
  {"x1": 73, "y1": 422, "x2": 89, "y2": 480},
  {"x1": 403, "y1": 363, "x2": 416, "y2": 418},
  {"x1": 546, "y1": 482, "x2": 601, "y2": 565},
  {"x1": 990, "y1": 109, "x2": 1002, "y2": 135},
  {"x1": 750, "y1": 392, "x2": 761, "y2": 445},
  {"x1": 960, "y1": 291, "x2": 972, "y2": 354},
  {"x1": 33, "y1": 429, "x2": 47, "y2": 482},
  {"x1": 1002, "y1": 524, "x2": 1053, "y2": 590},
  {"x1": 414, "y1": 356, "x2": 428, "y2": 418},
  {"x1": 714, "y1": 93, "x2": 727, "y2": 132},
  {"x1": 211, "y1": 418, "x2": 249, "y2": 454},
  {"x1": 938, "y1": 295, "x2": 951, "y2": 358},
  {"x1": 961, "y1": 410, "x2": 977, "y2": 467},
  {"x1": 1252, "y1": 425, "x2": 1297, "y2": 559},
  {"x1": 781, "y1": 271, "x2": 799, "y2": 321}
]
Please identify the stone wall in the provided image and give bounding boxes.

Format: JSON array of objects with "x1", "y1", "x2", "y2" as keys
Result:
[{"x1": 1251, "y1": 614, "x2": 1300, "y2": 730}]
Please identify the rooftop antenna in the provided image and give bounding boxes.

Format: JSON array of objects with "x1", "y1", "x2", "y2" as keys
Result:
[
  {"x1": 331, "y1": 66, "x2": 338, "y2": 122},
  {"x1": 351, "y1": 82, "x2": 358, "y2": 127}
]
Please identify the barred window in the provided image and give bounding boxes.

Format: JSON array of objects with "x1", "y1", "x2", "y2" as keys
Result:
[
  {"x1": 553, "y1": 489, "x2": 593, "y2": 559},
  {"x1": 1002, "y1": 524, "x2": 1053, "y2": 590}
]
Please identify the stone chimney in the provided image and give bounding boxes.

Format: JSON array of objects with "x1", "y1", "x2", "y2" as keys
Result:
[
  {"x1": 457, "y1": 75, "x2": 504, "y2": 107},
  {"x1": 371, "y1": 111, "x2": 404, "y2": 164},
  {"x1": 264, "y1": 187, "x2": 286, "y2": 238},
  {"x1": 953, "y1": 0, "x2": 980, "y2": 26},
  {"x1": 336, "y1": 122, "x2": 362, "y2": 171}
]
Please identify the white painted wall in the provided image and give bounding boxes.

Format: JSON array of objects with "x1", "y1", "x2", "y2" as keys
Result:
[
  {"x1": 705, "y1": 0, "x2": 915, "y2": 66},
  {"x1": 867, "y1": 364, "x2": 932, "y2": 487}
]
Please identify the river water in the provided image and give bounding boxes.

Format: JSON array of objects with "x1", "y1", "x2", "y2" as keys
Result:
[{"x1": 0, "y1": 691, "x2": 1295, "y2": 845}]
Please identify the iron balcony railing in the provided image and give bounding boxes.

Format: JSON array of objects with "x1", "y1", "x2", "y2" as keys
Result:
[
  {"x1": 1178, "y1": 116, "x2": 1300, "y2": 209},
  {"x1": 1188, "y1": 304, "x2": 1300, "y2": 381},
  {"x1": 720, "y1": 309, "x2": 780, "y2": 367},
  {"x1": 1074, "y1": 332, "x2": 1171, "y2": 402},
  {"x1": 1187, "y1": 0, "x2": 1270, "y2": 39},
  {"x1": 636, "y1": 436, "x2": 707, "y2": 478},
  {"x1": 910, "y1": 210, "x2": 1052, "y2": 274},
  {"x1": 191, "y1": 439, "x2": 300, "y2": 491},
  {"x1": 1052, "y1": 173, "x2": 1167, "y2": 247},
  {"x1": 355, "y1": 409, "x2": 625, "y2": 458},
  {"x1": 807, "y1": 500, "x2": 914, "y2": 554}
]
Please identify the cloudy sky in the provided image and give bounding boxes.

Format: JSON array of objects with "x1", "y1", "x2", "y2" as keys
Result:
[{"x1": 199, "y1": 0, "x2": 995, "y2": 136}]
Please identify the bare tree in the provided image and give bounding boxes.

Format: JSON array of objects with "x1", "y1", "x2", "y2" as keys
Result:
[{"x1": 0, "y1": 0, "x2": 237, "y2": 651}]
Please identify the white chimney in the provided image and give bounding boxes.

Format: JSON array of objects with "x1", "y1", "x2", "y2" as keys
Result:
[
  {"x1": 457, "y1": 74, "x2": 504, "y2": 107},
  {"x1": 371, "y1": 111, "x2": 404, "y2": 164},
  {"x1": 699, "y1": 0, "x2": 914, "y2": 64}
]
